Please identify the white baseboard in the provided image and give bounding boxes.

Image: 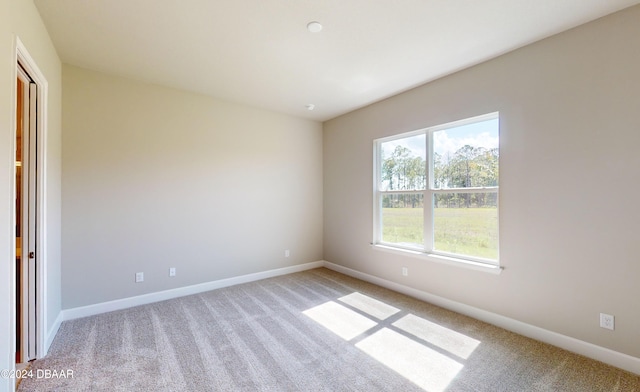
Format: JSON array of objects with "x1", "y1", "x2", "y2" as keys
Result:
[
  {"x1": 323, "y1": 261, "x2": 640, "y2": 375},
  {"x1": 56, "y1": 259, "x2": 639, "y2": 375},
  {"x1": 45, "y1": 311, "x2": 63, "y2": 354},
  {"x1": 62, "y1": 261, "x2": 324, "y2": 321}
]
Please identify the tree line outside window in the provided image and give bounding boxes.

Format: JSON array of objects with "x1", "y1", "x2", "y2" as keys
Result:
[{"x1": 381, "y1": 144, "x2": 498, "y2": 209}]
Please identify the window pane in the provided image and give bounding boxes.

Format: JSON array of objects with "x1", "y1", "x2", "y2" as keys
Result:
[
  {"x1": 380, "y1": 134, "x2": 426, "y2": 191},
  {"x1": 433, "y1": 192, "x2": 498, "y2": 260},
  {"x1": 433, "y1": 118, "x2": 499, "y2": 189},
  {"x1": 382, "y1": 194, "x2": 424, "y2": 249}
]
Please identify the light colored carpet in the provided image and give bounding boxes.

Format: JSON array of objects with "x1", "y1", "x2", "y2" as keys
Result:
[{"x1": 18, "y1": 268, "x2": 640, "y2": 391}]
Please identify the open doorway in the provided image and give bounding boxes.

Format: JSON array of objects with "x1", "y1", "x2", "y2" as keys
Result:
[
  {"x1": 15, "y1": 62, "x2": 38, "y2": 366},
  {"x1": 14, "y1": 39, "x2": 48, "y2": 377}
]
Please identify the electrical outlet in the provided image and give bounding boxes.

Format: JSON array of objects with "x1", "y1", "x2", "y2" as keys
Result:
[
  {"x1": 135, "y1": 272, "x2": 144, "y2": 283},
  {"x1": 402, "y1": 267, "x2": 408, "y2": 276},
  {"x1": 285, "y1": 249, "x2": 290, "y2": 258},
  {"x1": 600, "y1": 313, "x2": 614, "y2": 330},
  {"x1": 169, "y1": 267, "x2": 176, "y2": 277}
]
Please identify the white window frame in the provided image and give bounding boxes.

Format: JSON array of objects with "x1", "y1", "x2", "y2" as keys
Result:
[{"x1": 373, "y1": 112, "x2": 500, "y2": 271}]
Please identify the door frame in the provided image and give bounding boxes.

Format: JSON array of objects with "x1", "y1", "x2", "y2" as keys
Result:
[
  {"x1": 16, "y1": 63, "x2": 37, "y2": 363},
  {"x1": 12, "y1": 36, "x2": 48, "y2": 363}
]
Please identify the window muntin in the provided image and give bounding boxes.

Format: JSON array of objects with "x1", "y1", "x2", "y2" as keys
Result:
[{"x1": 375, "y1": 113, "x2": 499, "y2": 264}]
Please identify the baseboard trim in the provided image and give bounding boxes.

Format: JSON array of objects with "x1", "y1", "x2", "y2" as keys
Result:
[
  {"x1": 45, "y1": 311, "x2": 63, "y2": 354},
  {"x1": 56, "y1": 259, "x2": 639, "y2": 375},
  {"x1": 62, "y1": 261, "x2": 324, "y2": 321},
  {"x1": 323, "y1": 261, "x2": 640, "y2": 375}
]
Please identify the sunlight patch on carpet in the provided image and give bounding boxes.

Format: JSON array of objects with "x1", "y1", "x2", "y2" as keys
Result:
[
  {"x1": 303, "y1": 293, "x2": 483, "y2": 391},
  {"x1": 356, "y1": 328, "x2": 463, "y2": 392},
  {"x1": 338, "y1": 292, "x2": 401, "y2": 320},
  {"x1": 303, "y1": 301, "x2": 377, "y2": 340},
  {"x1": 393, "y1": 314, "x2": 480, "y2": 359}
]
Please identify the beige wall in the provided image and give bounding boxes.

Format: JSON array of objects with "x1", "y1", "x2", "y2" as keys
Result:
[
  {"x1": 324, "y1": 5, "x2": 640, "y2": 358},
  {"x1": 1, "y1": 0, "x2": 62, "y2": 389},
  {"x1": 61, "y1": 65, "x2": 323, "y2": 309},
  {"x1": 0, "y1": 0, "x2": 13, "y2": 387}
]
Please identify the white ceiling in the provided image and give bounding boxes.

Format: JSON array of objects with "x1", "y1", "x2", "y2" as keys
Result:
[{"x1": 35, "y1": 0, "x2": 640, "y2": 122}]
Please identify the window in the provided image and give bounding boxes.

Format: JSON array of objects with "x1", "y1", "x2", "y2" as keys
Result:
[{"x1": 374, "y1": 113, "x2": 499, "y2": 265}]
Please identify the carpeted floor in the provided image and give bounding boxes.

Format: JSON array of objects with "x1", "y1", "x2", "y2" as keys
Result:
[{"x1": 18, "y1": 268, "x2": 640, "y2": 391}]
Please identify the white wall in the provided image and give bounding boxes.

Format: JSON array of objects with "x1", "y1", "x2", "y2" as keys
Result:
[
  {"x1": 324, "y1": 5, "x2": 640, "y2": 359},
  {"x1": 62, "y1": 65, "x2": 323, "y2": 309},
  {"x1": 1, "y1": 0, "x2": 62, "y2": 391}
]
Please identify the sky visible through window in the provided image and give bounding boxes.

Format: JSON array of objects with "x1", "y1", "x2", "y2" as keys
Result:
[{"x1": 381, "y1": 118, "x2": 499, "y2": 161}]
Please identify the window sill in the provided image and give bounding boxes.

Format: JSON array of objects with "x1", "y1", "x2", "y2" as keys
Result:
[{"x1": 371, "y1": 244, "x2": 503, "y2": 275}]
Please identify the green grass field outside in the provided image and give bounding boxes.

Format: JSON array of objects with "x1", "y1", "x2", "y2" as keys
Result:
[{"x1": 382, "y1": 207, "x2": 498, "y2": 260}]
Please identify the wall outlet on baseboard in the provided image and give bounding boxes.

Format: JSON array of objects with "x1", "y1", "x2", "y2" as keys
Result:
[
  {"x1": 285, "y1": 249, "x2": 290, "y2": 258},
  {"x1": 135, "y1": 272, "x2": 144, "y2": 283},
  {"x1": 600, "y1": 313, "x2": 614, "y2": 330},
  {"x1": 402, "y1": 267, "x2": 408, "y2": 277},
  {"x1": 169, "y1": 268, "x2": 176, "y2": 277}
]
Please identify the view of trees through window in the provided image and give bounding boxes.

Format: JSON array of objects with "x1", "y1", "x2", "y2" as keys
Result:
[{"x1": 377, "y1": 115, "x2": 499, "y2": 261}]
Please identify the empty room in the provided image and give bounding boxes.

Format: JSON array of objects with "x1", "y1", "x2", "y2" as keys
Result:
[{"x1": 2, "y1": 1, "x2": 640, "y2": 391}]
